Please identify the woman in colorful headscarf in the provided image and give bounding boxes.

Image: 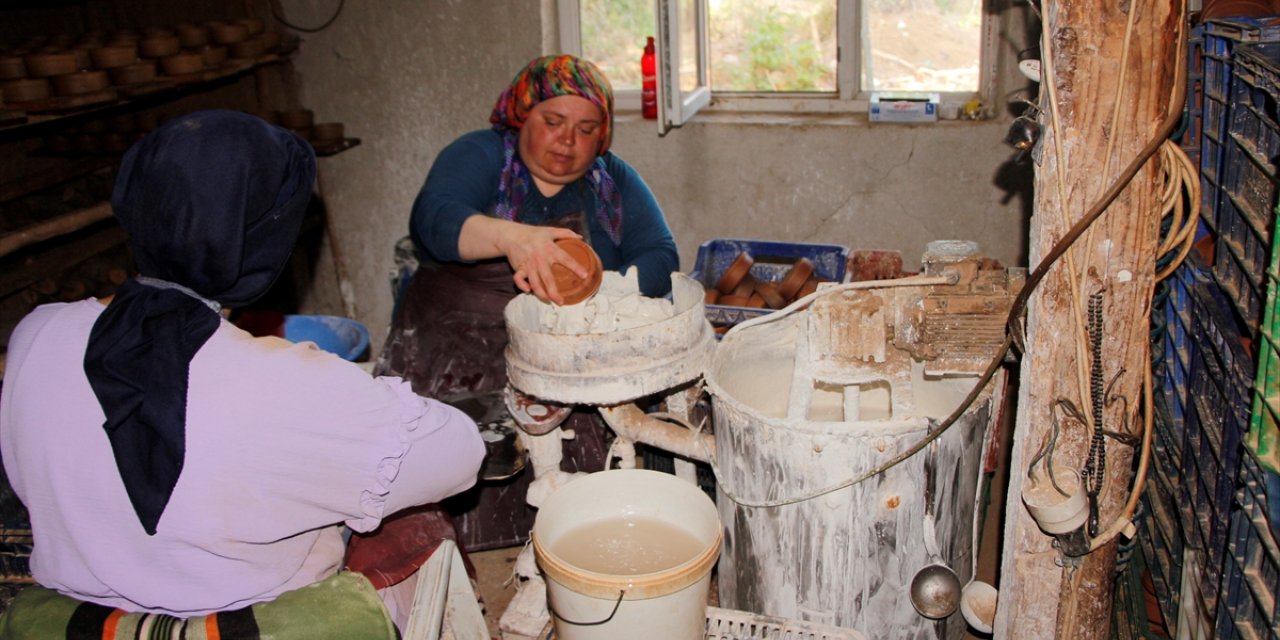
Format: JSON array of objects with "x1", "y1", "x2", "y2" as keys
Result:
[
  {"x1": 370, "y1": 55, "x2": 678, "y2": 553},
  {"x1": 0, "y1": 110, "x2": 485, "y2": 628}
]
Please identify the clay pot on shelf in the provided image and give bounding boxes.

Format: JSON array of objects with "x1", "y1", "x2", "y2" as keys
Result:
[
  {"x1": 52, "y1": 70, "x2": 109, "y2": 96},
  {"x1": 210, "y1": 22, "x2": 249, "y2": 45},
  {"x1": 238, "y1": 18, "x2": 266, "y2": 36},
  {"x1": 260, "y1": 30, "x2": 282, "y2": 51},
  {"x1": 228, "y1": 37, "x2": 266, "y2": 60},
  {"x1": 175, "y1": 23, "x2": 210, "y2": 48},
  {"x1": 90, "y1": 44, "x2": 138, "y2": 69},
  {"x1": 24, "y1": 52, "x2": 78, "y2": 77},
  {"x1": 139, "y1": 34, "x2": 180, "y2": 59},
  {"x1": 0, "y1": 55, "x2": 26, "y2": 80},
  {"x1": 160, "y1": 53, "x2": 203, "y2": 76},
  {"x1": 199, "y1": 46, "x2": 228, "y2": 68},
  {"x1": 2, "y1": 77, "x2": 51, "y2": 102},
  {"x1": 109, "y1": 61, "x2": 156, "y2": 86}
]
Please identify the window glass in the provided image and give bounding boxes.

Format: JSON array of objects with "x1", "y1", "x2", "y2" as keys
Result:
[
  {"x1": 708, "y1": 0, "x2": 837, "y2": 92},
  {"x1": 580, "y1": 0, "x2": 655, "y2": 90},
  {"x1": 862, "y1": 0, "x2": 981, "y2": 92}
]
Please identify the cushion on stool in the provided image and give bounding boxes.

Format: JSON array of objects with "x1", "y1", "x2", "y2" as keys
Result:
[{"x1": 0, "y1": 570, "x2": 396, "y2": 639}]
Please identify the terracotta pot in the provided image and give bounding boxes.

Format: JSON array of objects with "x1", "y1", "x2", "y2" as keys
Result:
[
  {"x1": 52, "y1": 70, "x2": 109, "y2": 96},
  {"x1": 714, "y1": 252, "x2": 754, "y2": 295},
  {"x1": 90, "y1": 44, "x2": 138, "y2": 69},
  {"x1": 210, "y1": 22, "x2": 249, "y2": 45},
  {"x1": 0, "y1": 56, "x2": 26, "y2": 80},
  {"x1": 229, "y1": 37, "x2": 266, "y2": 60},
  {"x1": 3, "y1": 77, "x2": 51, "y2": 102},
  {"x1": 199, "y1": 46, "x2": 228, "y2": 67},
  {"x1": 160, "y1": 53, "x2": 203, "y2": 76},
  {"x1": 24, "y1": 52, "x2": 78, "y2": 77},
  {"x1": 109, "y1": 61, "x2": 156, "y2": 85},
  {"x1": 777, "y1": 257, "x2": 815, "y2": 301},
  {"x1": 755, "y1": 281, "x2": 786, "y2": 309},
  {"x1": 175, "y1": 23, "x2": 210, "y2": 48},
  {"x1": 551, "y1": 237, "x2": 604, "y2": 305},
  {"x1": 238, "y1": 18, "x2": 266, "y2": 35},
  {"x1": 139, "y1": 34, "x2": 180, "y2": 59}
]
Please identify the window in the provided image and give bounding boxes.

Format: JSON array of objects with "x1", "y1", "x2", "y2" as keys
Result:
[{"x1": 560, "y1": 0, "x2": 994, "y2": 130}]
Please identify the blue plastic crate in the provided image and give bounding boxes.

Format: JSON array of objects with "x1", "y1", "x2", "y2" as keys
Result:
[
  {"x1": 1209, "y1": 40, "x2": 1280, "y2": 335},
  {"x1": 1217, "y1": 450, "x2": 1280, "y2": 639},
  {"x1": 1199, "y1": 20, "x2": 1280, "y2": 294},
  {"x1": 690, "y1": 238, "x2": 849, "y2": 327}
]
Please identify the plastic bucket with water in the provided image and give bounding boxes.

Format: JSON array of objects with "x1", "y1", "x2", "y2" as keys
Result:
[{"x1": 532, "y1": 469, "x2": 721, "y2": 640}]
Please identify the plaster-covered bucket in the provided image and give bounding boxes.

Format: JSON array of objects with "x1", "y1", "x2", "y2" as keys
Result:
[{"x1": 532, "y1": 469, "x2": 721, "y2": 640}]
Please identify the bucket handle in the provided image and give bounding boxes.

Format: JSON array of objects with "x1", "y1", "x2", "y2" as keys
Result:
[{"x1": 547, "y1": 589, "x2": 625, "y2": 626}]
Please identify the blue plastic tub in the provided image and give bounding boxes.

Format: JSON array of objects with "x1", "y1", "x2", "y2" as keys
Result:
[{"x1": 283, "y1": 314, "x2": 370, "y2": 362}]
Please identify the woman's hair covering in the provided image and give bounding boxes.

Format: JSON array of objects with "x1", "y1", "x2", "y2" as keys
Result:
[
  {"x1": 488, "y1": 55, "x2": 623, "y2": 244},
  {"x1": 84, "y1": 110, "x2": 316, "y2": 535},
  {"x1": 489, "y1": 54, "x2": 615, "y2": 156}
]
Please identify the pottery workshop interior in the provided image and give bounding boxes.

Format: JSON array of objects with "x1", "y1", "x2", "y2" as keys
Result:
[{"x1": 0, "y1": 0, "x2": 1276, "y2": 638}]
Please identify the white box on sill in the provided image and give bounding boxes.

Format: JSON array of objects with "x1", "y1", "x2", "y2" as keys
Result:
[{"x1": 869, "y1": 92, "x2": 939, "y2": 123}]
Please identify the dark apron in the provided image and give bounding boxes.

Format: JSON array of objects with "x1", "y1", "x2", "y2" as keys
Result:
[{"x1": 369, "y1": 212, "x2": 609, "y2": 553}]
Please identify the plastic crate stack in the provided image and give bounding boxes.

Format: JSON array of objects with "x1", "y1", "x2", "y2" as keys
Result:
[{"x1": 1138, "y1": 18, "x2": 1280, "y2": 639}]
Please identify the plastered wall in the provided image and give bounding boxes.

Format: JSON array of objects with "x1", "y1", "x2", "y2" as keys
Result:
[{"x1": 282, "y1": 0, "x2": 1035, "y2": 354}]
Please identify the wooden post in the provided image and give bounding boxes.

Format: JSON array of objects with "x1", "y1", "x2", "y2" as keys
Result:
[{"x1": 993, "y1": 0, "x2": 1182, "y2": 637}]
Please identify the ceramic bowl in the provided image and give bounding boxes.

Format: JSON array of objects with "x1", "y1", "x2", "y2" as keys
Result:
[{"x1": 551, "y1": 237, "x2": 603, "y2": 305}]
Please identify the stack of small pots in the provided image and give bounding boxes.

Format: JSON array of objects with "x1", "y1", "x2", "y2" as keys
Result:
[
  {"x1": 705, "y1": 252, "x2": 830, "y2": 309},
  {"x1": 0, "y1": 17, "x2": 283, "y2": 106}
]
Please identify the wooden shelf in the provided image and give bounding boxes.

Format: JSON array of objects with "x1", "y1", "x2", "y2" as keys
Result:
[{"x1": 0, "y1": 39, "x2": 299, "y2": 138}]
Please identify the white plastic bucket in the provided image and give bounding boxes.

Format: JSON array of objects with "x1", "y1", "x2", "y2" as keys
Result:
[{"x1": 532, "y1": 469, "x2": 722, "y2": 640}]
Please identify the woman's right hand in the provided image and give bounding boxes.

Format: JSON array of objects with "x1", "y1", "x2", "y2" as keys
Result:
[{"x1": 457, "y1": 216, "x2": 588, "y2": 304}]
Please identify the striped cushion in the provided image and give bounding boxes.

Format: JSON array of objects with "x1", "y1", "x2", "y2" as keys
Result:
[{"x1": 0, "y1": 571, "x2": 397, "y2": 640}]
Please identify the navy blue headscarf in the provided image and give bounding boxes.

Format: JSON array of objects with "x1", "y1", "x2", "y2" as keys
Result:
[{"x1": 84, "y1": 110, "x2": 316, "y2": 535}]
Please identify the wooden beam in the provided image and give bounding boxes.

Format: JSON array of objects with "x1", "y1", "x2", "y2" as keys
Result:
[
  {"x1": 0, "y1": 201, "x2": 115, "y2": 258},
  {"x1": 993, "y1": 0, "x2": 1182, "y2": 637},
  {"x1": 0, "y1": 226, "x2": 128, "y2": 299}
]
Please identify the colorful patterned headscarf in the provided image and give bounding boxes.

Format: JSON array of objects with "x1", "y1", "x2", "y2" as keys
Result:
[
  {"x1": 489, "y1": 55, "x2": 623, "y2": 245},
  {"x1": 490, "y1": 54, "x2": 614, "y2": 154}
]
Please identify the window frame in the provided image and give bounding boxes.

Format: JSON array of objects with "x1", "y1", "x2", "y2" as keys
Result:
[{"x1": 558, "y1": 0, "x2": 1001, "y2": 125}]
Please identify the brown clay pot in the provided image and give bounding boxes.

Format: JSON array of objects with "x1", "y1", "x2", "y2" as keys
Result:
[
  {"x1": 3, "y1": 77, "x2": 51, "y2": 102},
  {"x1": 24, "y1": 52, "x2": 78, "y2": 77},
  {"x1": 109, "y1": 61, "x2": 156, "y2": 85},
  {"x1": 714, "y1": 252, "x2": 754, "y2": 295},
  {"x1": 0, "y1": 55, "x2": 26, "y2": 80},
  {"x1": 90, "y1": 44, "x2": 138, "y2": 70},
  {"x1": 139, "y1": 35, "x2": 180, "y2": 59},
  {"x1": 160, "y1": 53, "x2": 203, "y2": 76},
  {"x1": 551, "y1": 237, "x2": 604, "y2": 305},
  {"x1": 777, "y1": 257, "x2": 815, "y2": 301},
  {"x1": 52, "y1": 70, "x2": 108, "y2": 96}
]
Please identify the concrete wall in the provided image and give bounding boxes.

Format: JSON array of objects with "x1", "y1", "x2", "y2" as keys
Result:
[{"x1": 283, "y1": 0, "x2": 1035, "y2": 354}]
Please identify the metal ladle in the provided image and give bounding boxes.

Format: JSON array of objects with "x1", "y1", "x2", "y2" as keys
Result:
[{"x1": 909, "y1": 441, "x2": 962, "y2": 619}]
